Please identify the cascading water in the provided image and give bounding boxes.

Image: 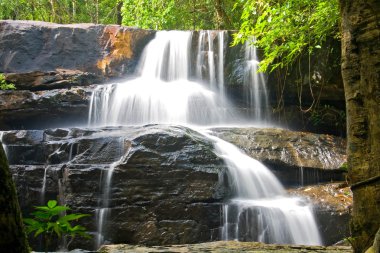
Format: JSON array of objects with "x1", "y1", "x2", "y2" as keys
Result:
[
  {"x1": 88, "y1": 31, "x2": 236, "y2": 127},
  {"x1": 88, "y1": 30, "x2": 322, "y2": 247},
  {"x1": 204, "y1": 132, "x2": 321, "y2": 245},
  {"x1": 243, "y1": 39, "x2": 269, "y2": 122}
]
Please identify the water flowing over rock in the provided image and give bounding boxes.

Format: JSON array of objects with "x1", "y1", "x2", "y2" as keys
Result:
[
  {"x1": 2, "y1": 126, "x2": 348, "y2": 250},
  {"x1": 0, "y1": 21, "x2": 345, "y2": 135},
  {"x1": 0, "y1": 21, "x2": 350, "y2": 251},
  {"x1": 2, "y1": 125, "x2": 227, "y2": 249}
]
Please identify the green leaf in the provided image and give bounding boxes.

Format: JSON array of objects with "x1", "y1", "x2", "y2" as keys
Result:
[
  {"x1": 34, "y1": 227, "x2": 45, "y2": 237},
  {"x1": 31, "y1": 211, "x2": 51, "y2": 220},
  {"x1": 59, "y1": 213, "x2": 90, "y2": 223},
  {"x1": 47, "y1": 200, "x2": 57, "y2": 209}
]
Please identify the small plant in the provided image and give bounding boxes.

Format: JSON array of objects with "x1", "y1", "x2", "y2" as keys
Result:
[
  {"x1": 24, "y1": 200, "x2": 90, "y2": 252},
  {"x1": 340, "y1": 162, "x2": 348, "y2": 171},
  {"x1": 0, "y1": 73, "x2": 16, "y2": 90}
]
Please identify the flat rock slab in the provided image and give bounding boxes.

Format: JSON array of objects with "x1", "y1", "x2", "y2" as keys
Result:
[{"x1": 99, "y1": 241, "x2": 352, "y2": 253}]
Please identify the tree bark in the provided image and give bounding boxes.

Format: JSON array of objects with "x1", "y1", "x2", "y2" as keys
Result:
[
  {"x1": 339, "y1": 0, "x2": 380, "y2": 252},
  {"x1": 0, "y1": 143, "x2": 29, "y2": 252}
]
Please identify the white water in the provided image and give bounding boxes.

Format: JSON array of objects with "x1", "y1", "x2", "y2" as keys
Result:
[
  {"x1": 88, "y1": 31, "x2": 236, "y2": 127},
  {"x1": 0, "y1": 132, "x2": 9, "y2": 159},
  {"x1": 204, "y1": 132, "x2": 321, "y2": 245},
  {"x1": 244, "y1": 39, "x2": 269, "y2": 121},
  {"x1": 88, "y1": 31, "x2": 322, "y2": 247}
]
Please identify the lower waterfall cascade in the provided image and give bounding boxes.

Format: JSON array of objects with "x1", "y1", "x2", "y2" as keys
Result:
[{"x1": 88, "y1": 30, "x2": 323, "y2": 247}]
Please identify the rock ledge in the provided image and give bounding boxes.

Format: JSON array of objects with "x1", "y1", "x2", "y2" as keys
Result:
[{"x1": 99, "y1": 241, "x2": 352, "y2": 253}]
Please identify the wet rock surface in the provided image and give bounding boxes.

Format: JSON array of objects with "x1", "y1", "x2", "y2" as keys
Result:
[
  {"x1": 0, "y1": 86, "x2": 92, "y2": 129},
  {"x1": 0, "y1": 20, "x2": 155, "y2": 77},
  {"x1": 4, "y1": 125, "x2": 227, "y2": 250},
  {"x1": 4, "y1": 69, "x2": 103, "y2": 91},
  {"x1": 2, "y1": 125, "x2": 349, "y2": 249},
  {"x1": 212, "y1": 127, "x2": 347, "y2": 186},
  {"x1": 99, "y1": 241, "x2": 353, "y2": 253}
]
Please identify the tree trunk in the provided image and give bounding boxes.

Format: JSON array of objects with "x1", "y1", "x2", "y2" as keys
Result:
[
  {"x1": 339, "y1": 1, "x2": 380, "y2": 252},
  {"x1": 0, "y1": 143, "x2": 29, "y2": 252},
  {"x1": 117, "y1": 1, "x2": 123, "y2": 25},
  {"x1": 213, "y1": 0, "x2": 232, "y2": 29}
]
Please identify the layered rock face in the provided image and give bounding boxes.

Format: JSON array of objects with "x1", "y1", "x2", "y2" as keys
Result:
[
  {"x1": 3, "y1": 125, "x2": 227, "y2": 250},
  {"x1": 2, "y1": 125, "x2": 349, "y2": 250}
]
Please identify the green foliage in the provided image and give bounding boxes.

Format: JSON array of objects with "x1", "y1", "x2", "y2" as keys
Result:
[
  {"x1": 0, "y1": 74, "x2": 16, "y2": 90},
  {"x1": 233, "y1": 0, "x2": 340, "y2": 72},
  {"x1": 121, "y1": 0, "x2": 241, "y2": 30},
  {"x1": 24, "y1": 200, "x2": 90, "y2": 251},
  {"x1": 0, "y1": 0, "x2": 122, "y2": 24}
]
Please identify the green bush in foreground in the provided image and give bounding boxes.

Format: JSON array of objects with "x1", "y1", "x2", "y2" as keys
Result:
[{"x1": 24, "y1": 200, "x2": 90, "y2": 252}]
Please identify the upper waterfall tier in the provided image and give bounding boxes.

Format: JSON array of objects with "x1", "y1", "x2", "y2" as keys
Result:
[{"x1": 88, "y1": 31, "x2": 269, "y2": 127}]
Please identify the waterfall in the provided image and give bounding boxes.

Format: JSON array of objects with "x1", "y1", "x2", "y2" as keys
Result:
[
  {"x1": 88, "y1": 31, "x2": 236, "y2": 127},
  {"x1": 0, "y1": 131, "x2": 9, "y2": 159},
  {"x1": 203, "y1": 132, "x2": 321, "y2": 245},
  {"x1": 244, "y1": 39, "x2": 269, "y2": 122},
  {"x1": 195, "y1": 31, "x2": 226, "y2": 100},
  {"x1": 88, "y1": 30, "x2": 322, "y2": 247},
  {"x1": 95, "y1": 138, "x2": 125, "y2": 248}
]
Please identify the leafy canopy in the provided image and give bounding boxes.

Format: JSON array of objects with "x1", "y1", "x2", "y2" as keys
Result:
[
  {"x1": 0, "y1": 0, "x2": 122, "y2": 24},
  {"x1": 121, "y1": 0, "x2": 241, "y2": 30},
  {"x1": 24, "y1": 200, "x2": 90, "y2": 251},
  {"x1": 233, "y1": 0, "x2": 340, "y2": 72}
]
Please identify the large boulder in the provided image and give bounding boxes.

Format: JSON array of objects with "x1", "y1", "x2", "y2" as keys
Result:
[
  {"x1": 3, "y1": 125, "x2": 227, "y2": 250},
  {"x1": 0, "y1": 20, "x2": 155, "y2": 79}
]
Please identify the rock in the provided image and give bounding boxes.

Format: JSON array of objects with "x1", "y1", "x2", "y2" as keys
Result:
[
  {"x1": 2, "y1": 125, "x2": 350, "y2": 250},
  {"x1": 99, "y1": 241, "x2": 353, "y2": 253},
  {"x1": 211, "y1": 127, "x2": 347, "y2": 186},
  {"x1": 0, "y1": 20, "x2": 155, "y2": 77},
  {"x1": 3, "y1": 125, "x2": 227, "y2": 250},
  {"x1": 0, "y1": 86, "x2": 91, "y2": 129},
  {"x1": 4, "y1": 69, "x2": 103, "y2": 90}
]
